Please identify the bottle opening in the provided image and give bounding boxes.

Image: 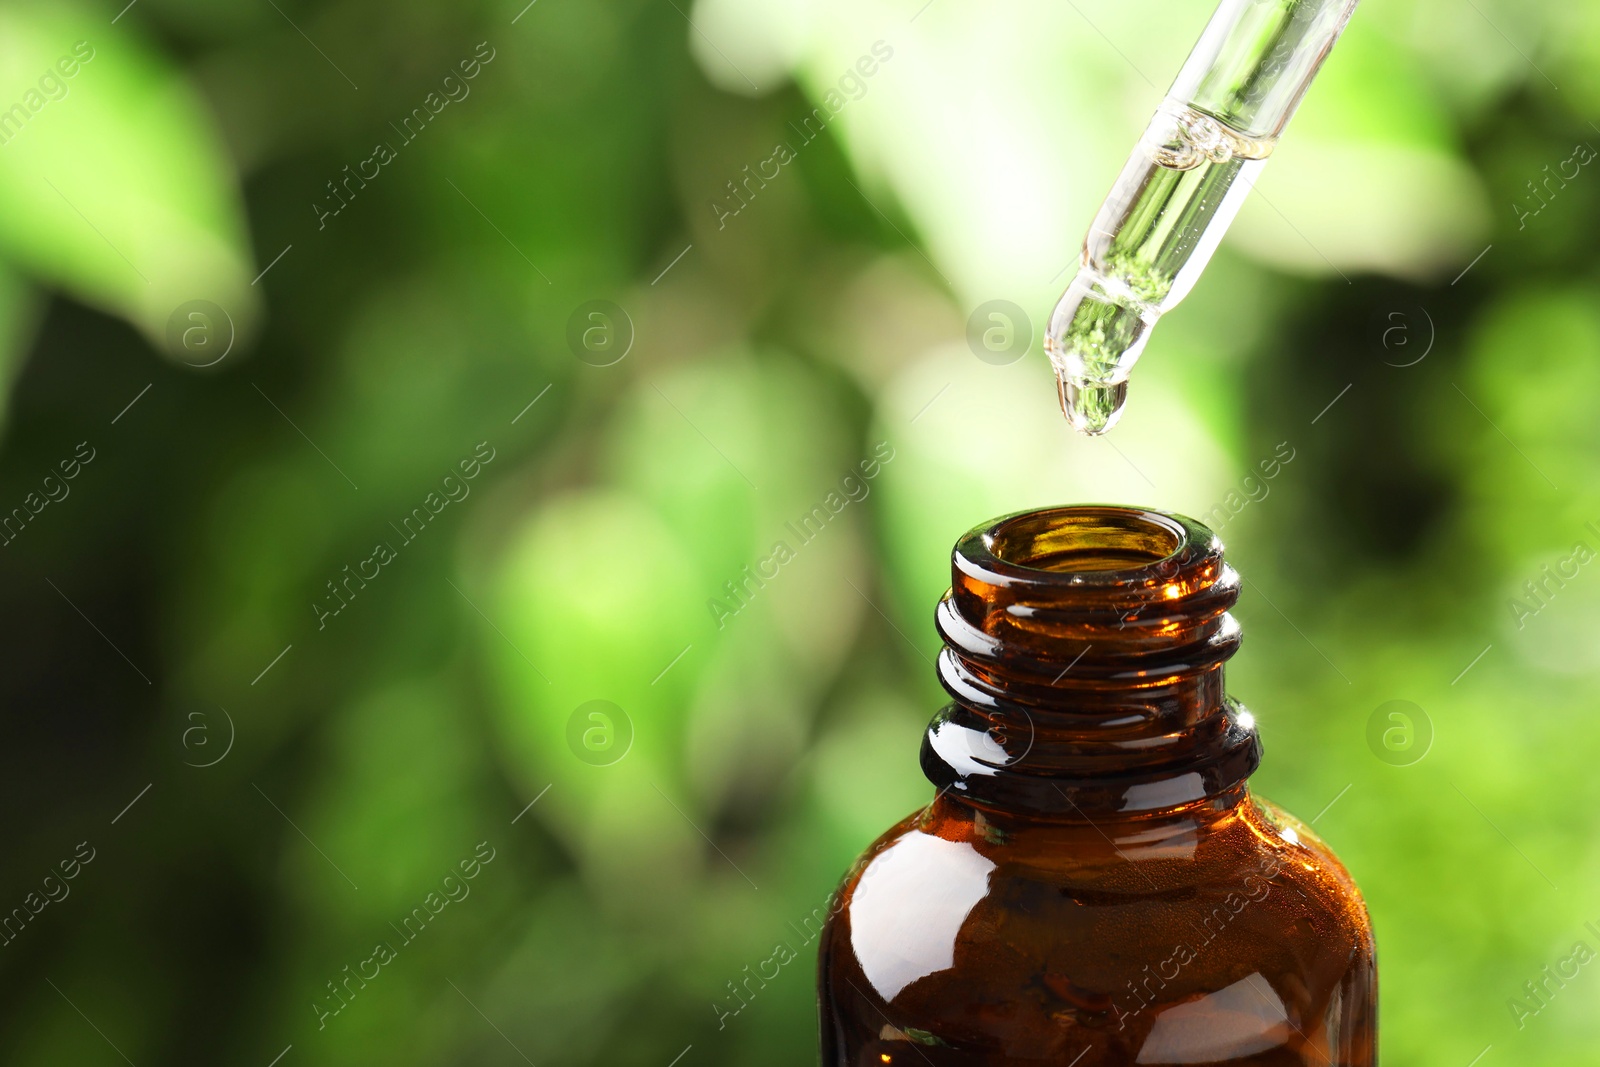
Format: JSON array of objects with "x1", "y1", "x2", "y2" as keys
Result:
[
  {"x1": 931, "y1": 505, "x2": 1256, "y2": 815},
  {"x1": 983, "y1": 506, "x2": 1187, "y2": 576}
]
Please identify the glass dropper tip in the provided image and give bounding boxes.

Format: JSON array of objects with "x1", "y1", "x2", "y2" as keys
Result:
[{"x1": 1057, "y1": 375, "x2": 1128, "y2": 436}]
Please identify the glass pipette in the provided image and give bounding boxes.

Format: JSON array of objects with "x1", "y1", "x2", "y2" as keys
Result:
[{"x1": 1046, "y1": 0, "x2": 1362, "y2": 435}]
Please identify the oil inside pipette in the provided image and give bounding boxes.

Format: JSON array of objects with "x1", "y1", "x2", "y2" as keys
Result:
[{"x1": 1047, "y1": 103, "x2": 1274, "y2": 435}]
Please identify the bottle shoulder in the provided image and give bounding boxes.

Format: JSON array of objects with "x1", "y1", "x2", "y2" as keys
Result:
[
  {"x1": 826, "y1": 791, "x2": 1373, "y2": 1003},
  {"x1": 839, "y1": 793, "x2": 1366, "y2": 911}
]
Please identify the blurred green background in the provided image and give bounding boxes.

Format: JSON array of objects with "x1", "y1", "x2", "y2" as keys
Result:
[{"x1": 0, "y1": 0, "x2": 1595, "y2": 1062}]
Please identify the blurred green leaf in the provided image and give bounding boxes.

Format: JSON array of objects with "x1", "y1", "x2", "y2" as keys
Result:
[{"x1": 0, "y1": 1, "x2": 257, "y2": 351}]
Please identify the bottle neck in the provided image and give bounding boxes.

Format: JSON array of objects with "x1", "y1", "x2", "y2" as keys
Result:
[{"x1": 919, "y1": 506, "x2": 1260, "y2": 820}]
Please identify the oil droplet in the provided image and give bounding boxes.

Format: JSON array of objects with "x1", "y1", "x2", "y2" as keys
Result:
[{"x1": 1056, "y1": 375, "x2": 1128, "y2": 437}]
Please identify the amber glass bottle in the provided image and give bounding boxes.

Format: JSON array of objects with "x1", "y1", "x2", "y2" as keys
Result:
[{"x1": 818, "y1": 506, "x2": 1374, "y2": 1065}]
